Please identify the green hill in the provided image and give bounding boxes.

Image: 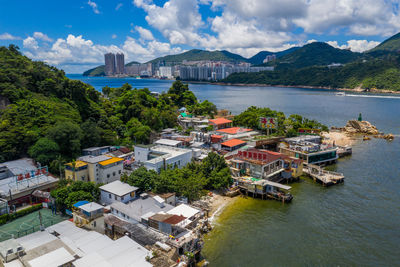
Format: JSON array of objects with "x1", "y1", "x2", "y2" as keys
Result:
[
  {"x1": 368, "y1": 32, "x2": 400, "y2": 53},
  {"x1": 271, "y1": 42, "x2": 361, "y2": 69},
  {"x1": 223, "y1": 54, "x2": 400, "y2": 91},
  {"x1": 148, "y1": 49, "x2": 248, "y2": 64},
  {"x1": 83, "y1": 65, "x2": 105, "y2": 76},
  {"x1": 0, "y1": 45, "x2": 215, "y2": 168},
  {"x1": 83, "y1": 61, "x2": 141, "y2": 76},
  {"x1": 248, "y1": 47, "x2": 300, "y2": 65}
]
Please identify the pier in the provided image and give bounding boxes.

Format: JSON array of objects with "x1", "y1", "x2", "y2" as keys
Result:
[{"x1": 303, "y1": 164, "x2": 344, "y2": 186}]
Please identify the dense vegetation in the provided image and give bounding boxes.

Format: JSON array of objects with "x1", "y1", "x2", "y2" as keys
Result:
[
  {"x1": 148, "y1": 49, "x2": 248, "y2": 64},
  {"x1": 122, "y1": 152, "x2": 232, "y2": 202},
  {"x1": 50, "y1": 180, "x2": 101, "y2": 211},
  {"x1": 83, "y1": 65, "x2": 105, "y2": 76},
  {"x1": 368, "y1": 32, "x2": 400, "y2": 53},
  {"x1": 0, "y1": 45, "x2": 215, "y2": 173},
  {"x1": 264, "y1": 42, "x2": 362, "y2": 70},
  {"x1": 233, "y1": 106, "x2": 328, "y2": 137},
  {"x1": 224, "y1": 54, "x2": 400, "y2": 91}
]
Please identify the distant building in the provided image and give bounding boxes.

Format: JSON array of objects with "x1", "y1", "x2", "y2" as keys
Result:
[
  {"x1": 104, "y1": 53, "x2": 116, "y2": 76},
  {"x1": 158, "y1": 66, "x2": 173, "y2": 78},
  {"x1": 263, "y1": 54, "x2": 276, "y2": 63},
  {"x1": 115, "y1": 53, "x2": 125, "y2": 74}
]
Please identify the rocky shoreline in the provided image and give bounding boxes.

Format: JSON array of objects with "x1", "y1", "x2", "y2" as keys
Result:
[{"x1": 331, "y1": 120, "x2": 394, "y2": 141}]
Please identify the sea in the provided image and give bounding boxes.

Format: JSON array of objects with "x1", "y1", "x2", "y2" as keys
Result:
[{"x1": 68, "y1": 75, "x2": 400, "y2": 266}]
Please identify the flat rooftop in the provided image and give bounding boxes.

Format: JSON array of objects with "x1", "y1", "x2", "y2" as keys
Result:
[
  {"x1": 0, "y1": 158, "x2": 36, "y2": 176},
  {"x1": 99, "y1": 180, "x2": 138, "y2": 196},
  {"x1": 146, "y1": 145, "x2": 192, "y2": 164},
  {"x1": 154, "y1": 139, "x2": 183, "y2": 147}
]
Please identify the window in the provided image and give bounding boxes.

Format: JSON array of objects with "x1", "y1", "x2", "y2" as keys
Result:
[
  {"x1": 107, "y1": 174, "x2": 110, "y2": 178},
  {"x1": 119, "y1": 170, "x2": 121, "y2": 174},
  {"x1": 93, "y1": 221, "x2": 96, "y2": 227},
  {"x1": 121, "y1": 196, "x2": 124, "y2": 201},
  {"x1": 111, "y1": 207, "x2": 114, "y2": 212},
  {"x1": 109, "y1": 193, "x2": 111, "y2": 199},
  {"x1": 113, "y1": 172, "x2": 116, "y2": 176},
  {"x1": 115, "y1": 195, "x2": 117, "y2": 200}
]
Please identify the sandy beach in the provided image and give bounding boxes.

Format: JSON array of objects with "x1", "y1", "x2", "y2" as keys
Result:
[{"x1": 207, "y1": 193, "x2": 238, "y2": 223}]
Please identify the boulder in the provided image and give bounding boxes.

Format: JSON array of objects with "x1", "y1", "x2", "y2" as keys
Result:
[{"x1": 344, "y1": 120, "x2": 379, "y2": 135}]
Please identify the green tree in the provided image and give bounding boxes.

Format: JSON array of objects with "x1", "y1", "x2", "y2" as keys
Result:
[
  {"x1": 28, "y1": 137, "x2": 60, "y2": 166},
  {"x1": 47, "y1": 121, "x2": 83, "y2": 159}
]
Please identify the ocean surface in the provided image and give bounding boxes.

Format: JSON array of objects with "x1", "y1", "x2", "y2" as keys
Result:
[{"x1": 68, "y1": 75, "x2": 400, "y2": 266}]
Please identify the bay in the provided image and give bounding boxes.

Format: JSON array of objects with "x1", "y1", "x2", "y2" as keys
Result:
[{"x1": 68, "y1": 74, "x2": 400, "y2": 266}]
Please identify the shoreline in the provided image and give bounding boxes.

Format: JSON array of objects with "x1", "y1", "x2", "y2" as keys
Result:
[
  {"x1": 187, "y1": 81, "x2": 400, "y2": 95},
  {"x1": 207, "y1": 193, "x2": 238, "y2": 224}
]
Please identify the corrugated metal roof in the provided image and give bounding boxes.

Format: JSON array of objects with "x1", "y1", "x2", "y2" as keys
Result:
[
  {"x1": 221, "y1": 139, "x2": 246, "y2": 148},
  {"x1": 209, "y1": 118, "x2": 232, "y2": 125},
  {"x1": 98, "y1": 157, "x2": 123, "y2": 166}
]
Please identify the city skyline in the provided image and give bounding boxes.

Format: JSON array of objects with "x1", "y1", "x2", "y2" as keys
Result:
[{"x1": 0, "y1": 0, "x2": 399, "y2": 72}]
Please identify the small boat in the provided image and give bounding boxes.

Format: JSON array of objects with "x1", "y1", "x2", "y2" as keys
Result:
[
  {"x1": 335, "y1": 92, "x2": 346, "y2": 96},
  {"x1": 363, "y1": 136, "x2": 371, "y2": 141}
]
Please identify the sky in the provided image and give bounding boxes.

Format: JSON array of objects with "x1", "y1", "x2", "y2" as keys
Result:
[{"x1": 0, "y1": 0, "x2": 399, "y2": 73}]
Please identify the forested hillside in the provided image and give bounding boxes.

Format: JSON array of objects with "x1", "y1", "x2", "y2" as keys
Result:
[{"x1": 0, "y1": 45, "x2": 215, "y2": 172}]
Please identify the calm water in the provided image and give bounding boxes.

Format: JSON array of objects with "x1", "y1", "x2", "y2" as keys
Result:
[{"x1": 69, "y1": 75, "x2": 400, "y2": 266}]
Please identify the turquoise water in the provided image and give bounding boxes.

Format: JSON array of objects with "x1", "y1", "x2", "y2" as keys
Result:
[{"x1": 69, "y1": 75, "x2": 400, "y2": 266}]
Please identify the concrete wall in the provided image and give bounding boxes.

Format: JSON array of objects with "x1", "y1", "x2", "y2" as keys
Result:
[
  {"x1": 98, "y1": 162, "x2": 123, "y2": 184},
  {"x1": 100, "y1": 190, "x2": 136, "y2": 205},
  {"x1": 134, "y1": 146, "x2": 150, "y2": 163}
]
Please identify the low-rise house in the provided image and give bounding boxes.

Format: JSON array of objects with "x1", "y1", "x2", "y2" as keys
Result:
[
  {"x1": 99, "y1": 180, "x2": 139, "y2": 205},
  {"x1": 154, "y1": 139, "x2": 183, "y2": 148},
  {"x1": 148, "y1": 213, "x2": 186, "y2": 236},
  {"x1": 110, "y1": 194, "x2": 174, "y2": 225},
  {"x1": 280, "y1": 135, "x2": 338, "y2": 165},
  {"x1": 134, "y1": 145, "x2": 192, "y2": 173},
  {"x1": 0, "y1": 220, "x2": 152, "y2": 266},
  {"x1": 0, "y1": 158, "x2": 58, "y2": 209},
  {"x1": 221, "y1": 138, "x2": 247, "y2": 151},
  {"x1": 209, "y1": 118, "x2": 232, "y2": 130},
  {"x1": 65, "y1": 155, "x2": 124, "y2": 184},
  {"x1": 73, "y1": 201, "x2": 105, "y2": 234},
  {"x1": 229, "y1": 148, "x2": 303, "y2": 182},
  {"x1": 82, "y1": 146, "x2": 112, "y2": 157}
]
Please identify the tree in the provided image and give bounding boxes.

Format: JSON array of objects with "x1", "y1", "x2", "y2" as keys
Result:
[
  {"x1": 28, "y1": 137, "x2": 60, "y2": 166},
  {"x1": 47, "y1": 121, "x2": 83, "y2": 159},
  {"x1": 126, "y1": 167, "x2": 158, "y2": 191},
  {"x1": 81, "y1": 120, "x2": 101, "y2": 148}
]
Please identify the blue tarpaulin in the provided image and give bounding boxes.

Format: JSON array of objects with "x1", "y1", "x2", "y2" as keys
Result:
[{"x1": 72, "y1": 200, "x2": 89, "y2": 208}]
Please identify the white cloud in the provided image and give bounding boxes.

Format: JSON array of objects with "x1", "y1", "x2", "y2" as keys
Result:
[
  {"x1": 327, "y1": 39, "x2": 380, "y2": 52},
  {"x1": 88, "y1": 0, "x2": 100, "y2": 14},
  {"x1": 21, "y1": 33, "x2": 183, "y2": 72},
  {"x1": 112, "y1": 34, "x2": 117, "y2": 39},
  {"x1": 293, "y1": 0, "x2": 400, "y2": 37},
  {"x1": 115, "y1": 3, "x2": 123, "y2": 10},
  {"x1": 135, "y1": 26, "x2": 154, "y2": 40},
  {"x1": 23, "y1": 37, "x2": 38, "y2": 49},
  {"x1": 0, "y1": 32, "x2": 21, "y2": 40},
  {"x1": 133, "y1": 0, "x2": 204, "y2": 45},
  {"x1": 33, "y1": 32, "x2": 53, "y2": 42}
]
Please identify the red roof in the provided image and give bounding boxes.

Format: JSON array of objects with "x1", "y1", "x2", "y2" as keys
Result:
[
  {"x1": 211, "y1": 134, "x2": 223, "y2": 139},
  {"x1": 163, "y1": 215, "x2": 186, "y2": 225},
  {"x1": 217, "y1": 127, "x2": 252, "y2": 135},
  {"x1": 221, "y1": 139, "x2": 246, "y2": 148},
  {"x1": 209, "y1": 118, "x2": 232, "y2": 125}
]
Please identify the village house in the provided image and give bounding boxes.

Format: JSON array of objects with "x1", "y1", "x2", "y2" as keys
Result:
[{"x1": 99, "y1": 180, "x2": 139, "y2": 205}]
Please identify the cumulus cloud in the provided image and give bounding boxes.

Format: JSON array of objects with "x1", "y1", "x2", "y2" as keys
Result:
[
  {"x1": 0, "y1": 32, "x2": 21, "y2": 40},
  {"x1": 23, "y1": 37, "x2": 39, "y2": 49},
  {"x1": 88, "y1": 0, "x2": 100, "y2": 14},
  {"x1": 112, "y1": 34, "x2": 117, "y2": 39},
  {"x1": 135, "y1": 26, "x2": 154, "y2": 41},
  {"x1": 33, "y1": 32, "x2": 53, "y2": 42},
  {"x1": 327, "y1": 40, "x2": 380, "y2": 52}
]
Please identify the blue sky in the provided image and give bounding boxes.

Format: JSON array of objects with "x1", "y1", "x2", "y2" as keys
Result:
[{"x1": 0, "y1": 0, "x2": 399, "y2": 73}]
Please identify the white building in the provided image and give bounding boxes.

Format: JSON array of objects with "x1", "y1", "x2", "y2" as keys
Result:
[
  {"x1": 158, "y1": 66, "x2": 173, "y2": 78},
  {"x1": 99, "y1": 180, "x2": 139, "y2": 205},
  {"x1": 135, "y1": 145, "x2": 193, "y2": 173},
  {"x1": 154, "y1": 139, "x2": 183, "y2": 148},
  {"x1": 0, "y1": 220, "x2": 152, "y2": 266}
]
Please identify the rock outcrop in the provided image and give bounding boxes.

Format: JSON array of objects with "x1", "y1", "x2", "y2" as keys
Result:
[{"x1": 344, "y1": 120, "x2": 379, "y2": 135}]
